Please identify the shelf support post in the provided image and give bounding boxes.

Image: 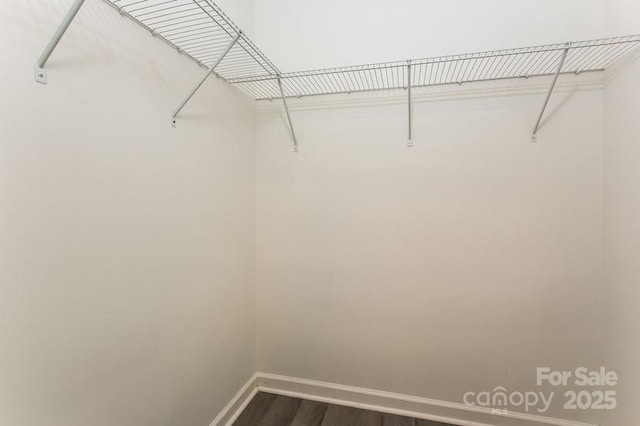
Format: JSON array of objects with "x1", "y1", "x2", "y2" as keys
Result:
[
  {"x1": 532, "y1": 44, "x2": 571, "y2": 142},
  {"x1": 407, "y1": 60, "x2": 413, "y2": 147},
  {"x1": 171, "y1": 31, "x2": 241, "y2": 127},
  {"x1": 34, "y1": 0, "x2": 88, "y2": 84},
  {"x1": 277, "y1": 77, "x2": 299, "y2": 153}
]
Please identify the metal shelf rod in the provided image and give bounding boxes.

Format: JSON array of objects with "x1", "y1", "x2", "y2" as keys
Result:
[
  {"x1": 278, "y1": 77, "x2": 298, "y2": 152},
  {"x1": 407, "y1": 61, "x2": 413, "y2": 147},
  {"x1": 171, "y1": 31, "x2": 241, "y2": 127},
  {"x1": 35, "y1": 0, "x2": 87, "y2": 84},
  {"x1": 532, "y1": 45, "x2": 570, "y2": 142}
]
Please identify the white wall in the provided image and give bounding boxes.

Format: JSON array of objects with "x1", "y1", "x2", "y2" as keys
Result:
[
  {"x1": 0, "y1": 1, "x2": 256, "y2": 426},
  {"x1": 255, "y1": 89, "x2": 605, "y2": 423},
  {"x1": 255, "y1": 0, "x2": 605, "y2": 71},
  {"x1": 603, "y1": 1, "x2": 640, "y2": 425},
  {"x1": 1, "y1": 0, "x2": 628, "y2": 424},
  {"x1": 254, "y1": 1, "x2": 608, "y2": 423},
  {"x1": 216, "y1": 0, "x2": 255, "y2": 38}
]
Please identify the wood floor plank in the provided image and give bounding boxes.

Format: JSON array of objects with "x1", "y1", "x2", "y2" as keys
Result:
[
  {"x1": 233, "y1": 392, "x2": 277, "y2": 426},
  {"x1": 382, "y1": 413, "x2": 416, "y2": 426},
  {"x1": 320, "y1": 405, "x2": 360, "y2": 426},
  {"x1": 321, "y1": 405, "x2": 385, "y2": 426},
  {"x1": 261, "y1": 395, "x2": 303, "y2": 426},
  {"x1": 234, "y1": 393, "x2": 455, "y2": 426},
  {"x1": 415, "y1": 419, "x2": 453, "y2": 426},
  {"x1": 290, "y1": 399, "x2": 328, "y2": 426},
  {"x1": 354, "y1": 409, "x2": 383, "y2": 425}
]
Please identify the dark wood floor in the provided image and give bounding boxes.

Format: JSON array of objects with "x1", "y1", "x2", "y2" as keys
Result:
[{"x1": 234, "y1": 392, "x2": 455, "y2": 426}]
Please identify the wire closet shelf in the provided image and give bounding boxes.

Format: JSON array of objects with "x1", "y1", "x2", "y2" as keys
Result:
[
  {"x1": 235, "y1": 35, "x2": 640, "y2": 100},
  {"x1": 104, "y1": 1, "x2": 640, "y2": 101},
  {"x1": 107, "y1": 0, "x2": 280, "y2": 81},
  {"x1": 36, "y1": 0, "x2": 640, "y2": 148}
]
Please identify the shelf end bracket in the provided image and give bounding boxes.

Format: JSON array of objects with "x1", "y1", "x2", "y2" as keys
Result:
[
  {"x1": 35, "y1": 0, "x2": 87, "y2": 84},
  {"x1": 171, "y1": 31, "x2": 241, "y2": 127},
  {"x1": 532, "y1": 44, "x2": 571, "y2": 142},
  {"x1": 34, "y1": 66, "x2": 47, "y2": 84},
  {"x1": 277, "y1": 77, "x2": 299, "y2": 153}
]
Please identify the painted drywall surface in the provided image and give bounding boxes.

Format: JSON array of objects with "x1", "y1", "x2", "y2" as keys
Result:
[
  {"x1": 216, "y1": 0, "x2": 255, "y2": 37},
  {"x1": 254, "y1": 0, "x2": 605, "y2": 71},
  {"x1": 0, "y1": 1, "x2": 256, "y2": 426},
  {"x1": 253, "y1": 1, "x2": 607, "y2": 423},
  {"x1": 603, "y1": 1, "x2": 640, "y2": 424},
  {"x1": 255, "y1": 88, "x2": 605, "y2": 422}
]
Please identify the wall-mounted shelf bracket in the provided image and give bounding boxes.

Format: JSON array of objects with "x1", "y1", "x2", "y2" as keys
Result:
[
  {"x1": 277, "y1": 77, "x2": 299, "y2": 152},
  {"x1": 171, "y1": 31, "x2": 241, "y2": 127},
  {"x1": 532, "y1": 44, "x2": 571, "y2": 142},
  {"x1": 407, "y1": 60, "x2": 413, "y2": 147},
  {"x1": 35, "y1": 0, "x2": 87, "y2": 84}
]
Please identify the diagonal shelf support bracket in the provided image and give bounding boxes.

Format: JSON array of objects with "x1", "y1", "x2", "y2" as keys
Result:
[
  {"x1": 407, "y1": 60, "x2": 413, "y2": 147},
  {"x1": 278, "y1": 77, "x2": 299, "y2": 153},
  {"x1": 532, "y1": 44, "x2": 571, "y2": 142},
  {"x1": 171, "y1": 31, "x2": 241, "y2": 127},
  {"x1": 34, "y1": 0, "x2": 88, "y2": 84}
]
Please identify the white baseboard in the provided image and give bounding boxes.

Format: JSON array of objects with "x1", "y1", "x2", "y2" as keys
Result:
[
  {"x1": 256, "y1": 373, "x2": 597, "y2": 426},
  {"x1": 209, "y1": 373, "x2": 259, "y2": 426},
  {"x1": 212, "y1": 372, "x2": 597, "y2": 426}
]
